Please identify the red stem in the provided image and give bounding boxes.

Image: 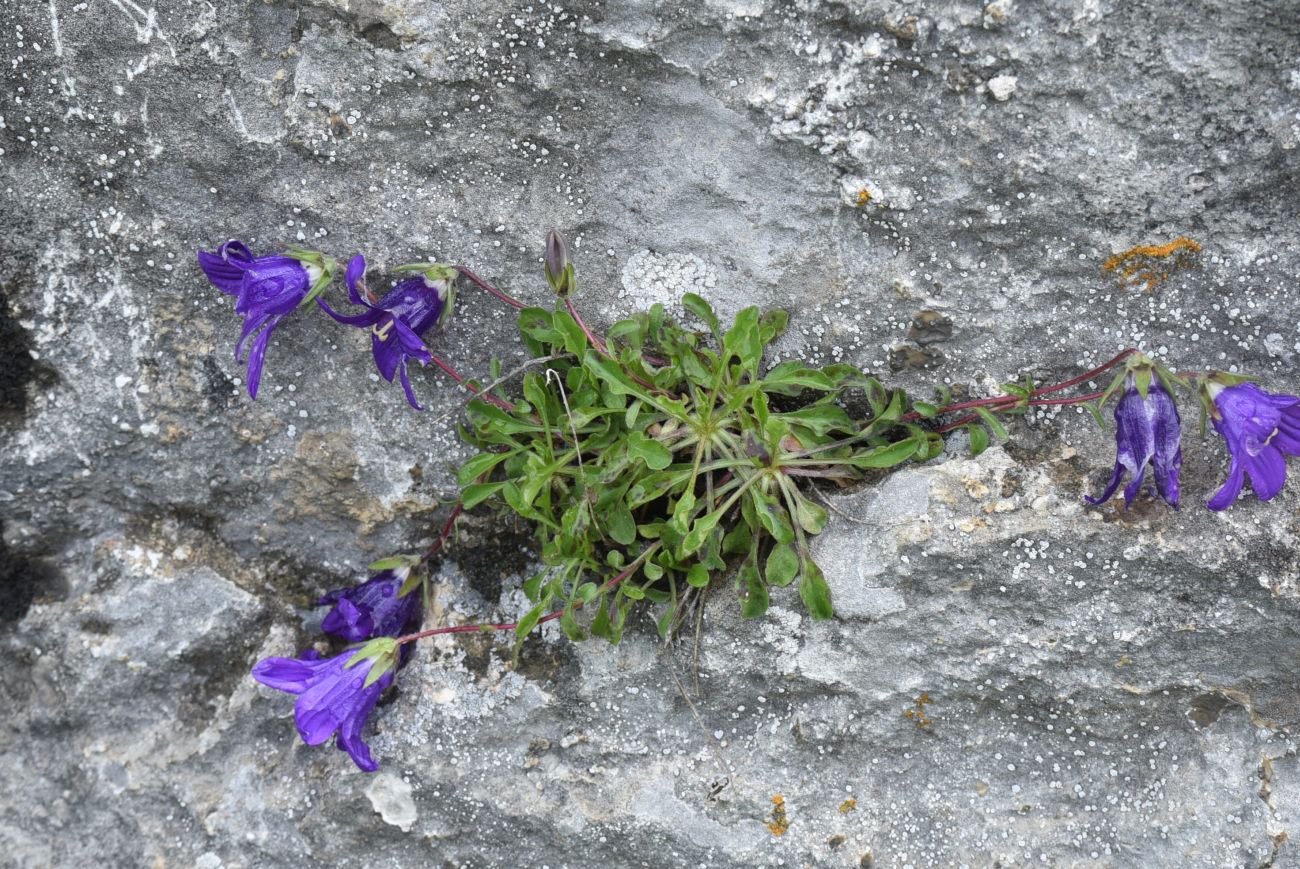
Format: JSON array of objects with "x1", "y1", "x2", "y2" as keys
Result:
[
  {"x1": 935, "y1": 390, "x2": 1105, "y2": 433},
  {"x1": 428, "y1": 352, "x2": 515, "y2": 411},
  {"x1": 1029, "y1": 349, "x2": 1137, "y2": 398},
  {"x1": 565, "y1": 297, "x2": 610, "y2": 356},
  {"x1": 455, "y1": 266, "x2": 527, "y2": 309},
  {"x1": 421, "y1": 504, "x2": 463, "y2": 563},
  {"x1": 395, "y1": 545, "x2": 658, "y2": 645},
  {"x1": 900, "y1": 348, "x2": 1137, "y2": 424}
]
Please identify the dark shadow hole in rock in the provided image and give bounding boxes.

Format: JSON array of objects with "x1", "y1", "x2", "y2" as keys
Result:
[
  {"x1": 0, "y1": 287, "x2": 39, "y2": 422},
  {"x1": 0, "y1": 522, "x2": 66, "y2": 625},
  {"x1": 359, "y1": 21, "x2": 402, "y2": 51},
  {"x1": 1186, "y1": 691, "x2": 1235, "y2": 730}
]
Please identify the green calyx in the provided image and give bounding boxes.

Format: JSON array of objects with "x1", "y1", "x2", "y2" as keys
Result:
[
  {"x1": 346, "y1": 637, "x2": 400, "y2": 688},
  {"x1": 284, "y1": 248, "x2": 338, "y2": 309}
]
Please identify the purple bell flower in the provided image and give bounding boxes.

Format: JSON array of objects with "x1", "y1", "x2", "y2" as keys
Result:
[
  {"x1": 197, "y1": 240, "x2": 322, "y2": 398},
  {"x1": 1206, "y1": 382, "x2": 1300, "y2": 511},
  {"x1": 320, "y1": 569, "x2": 422, "y2": 643},
  {"x1": 1086, "y1": 377, "x2": 1182, "y2": 509},
  {"x1": 252, "y1": 647, "x2": 396, "y2": 772},
  {"x1": 317, "y1": 255, "x2": 450, "y2": 410}
]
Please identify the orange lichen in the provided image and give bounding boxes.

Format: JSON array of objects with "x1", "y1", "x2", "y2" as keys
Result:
[
  {"x1": 855, "y1": 188, "x2": 873, "y2": 206},
  {"x1": 1102, "y1": 236, "x2": 1202, "y2": 292},
  {"x1": 839, "y1": 798, "x2": 858, "y2": 814},
  {"x1": 903, "y1": 692, "x2": 934, "y2": 729},
  {"x1": 767, "y1": 794, "x2": 790, "y2": 836}
]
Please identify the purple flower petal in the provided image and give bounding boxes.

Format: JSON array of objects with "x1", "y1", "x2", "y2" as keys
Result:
[
  {"x1": 345, "y1": 255, "x2": 368, "y2": 304},
  {"x1": 1207, "y1": 459, "x2": 1245, "y2": 511},
  {"x1": 320, "y1": 571, "x2": 421, "y2": 642},
  {"x1": 399, "y1": 360, "x2": 424, "y2": 411},
  {"x1": 244, "y1": 315, "x2": 282, "y2": 399},
  {"x1": 218, "y1": 240, "x2": 255, "y2": 263},
  {"x1": 198, "y1": 249, "x2": 245, "y2": 294},
  {"x1": 252, "y1": 655, "x2": 323, "y2": 694},
  {"x1": 371, "y1": 330, "x2": 403, "y2": 382},
  {"x1": 1209, "y1": 382, "x2": 1300, "y2": 509},
  {"x1": 1087, "y1": 380, "x2": 1179, "y2": 509},
  {"x1": 1244, "y1": 447, "x2": 1287, "y2": 501}
]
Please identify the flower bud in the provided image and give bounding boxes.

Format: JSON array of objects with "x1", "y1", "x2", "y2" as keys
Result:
[{"x1": 544, "y1": 229, "x2": 576, "y2": 296}]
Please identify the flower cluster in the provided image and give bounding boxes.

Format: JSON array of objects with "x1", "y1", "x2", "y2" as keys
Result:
[
  {"x1": 198, "y1": 241, "x2": 453, "y2": 407},
  {"x1": 252, "y1": 567, "x2": 422, "y2": 771},
  {"x1": 1085, "y1": 358, "x2": 1300, "y2": 512}
]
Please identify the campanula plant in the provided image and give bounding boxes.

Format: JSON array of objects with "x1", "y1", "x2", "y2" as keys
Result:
[
  {"x1": 197, "y1": 240, "x2": 336, "y2": 398},
  {"x1": 199, "y1": 230, "x2": 1298, "y2": 773}
]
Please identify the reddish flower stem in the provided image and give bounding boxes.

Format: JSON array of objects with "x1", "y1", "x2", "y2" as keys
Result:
[
  {"x1": 565, "y1": 297, "x2": 611, "y2": 356},
  {"x1": 427, "y1": 352, "x2": 515, "y2": 411},
  {"x1": 900, "y1": 348, "x2": 1137, "y2": 424},
  {"x1": 936, "y1": 390, "x2": 1106, "y2": 433},
  {"x1": 421, "y1": 504, "x2": 463, "y2": 563},
  {"x1": 395, "y1": 543, "x2": 661, "y2": 645},
  {"x1": 454, "y1": 266, "x2": 527, "y2": 310},
  {"x1": 1029, "y1": 348, "x2": 1138, "y2": 398}
]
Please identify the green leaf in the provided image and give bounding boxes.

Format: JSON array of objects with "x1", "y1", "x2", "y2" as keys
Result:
[
  {"x1": 461, "y1": 481, "x2": 508, "y2": 509},
  {"x1": 751, "y1": 491, "x2": 795, "y2": 545},
  {"x1": 458, "y1": 450, "x2": 514, "y2": 486},
  {"x1": 760, "y1": 361, "x2": 835, "y2": 395},
  {"x1": 607, "y1": 500, "x2": 637, "y2": 546},
  {"x1": 553, "y1": 310, "x2": 590, "y2": 355},
  {"x1": 765, "y1": 543, "x2": 799, "y2": 587},
  {"x1": 723, "y1": 307, "x2": 762, "y2": 372},
  {"x1": 515, "y1": 603, "x2": 545, "y2": 639},
  {"x1": 560, "y1": 605, "x2": 585, "y2": 641},
  {"x1": 620, "y1": 583, "x2": 646, "y2": 600},
  {"x1": 1085, "y1": 401, "x2": 1107, "y2": 430},
  {"x1": 967, "y1": 423, "x2": 990, "y2": 457},
  {"x1": 973, "y1": 406, "x2": 1009, "y2": 440},
  {"x1": 838, "y1": 437, "x2": 919, "y2": 469},
  {"x1": 627, "y1": 431, "x2": 674, "y2": 470},
  {"x1": 798, "y1": 559, "x2": 833, "y2": 620},
  {"x1": 590, "y1": 598, "x2": 613, "y2": 640},
  {"x1": 682, "y1": 511, "x2": 722, "y2": 555},
  {"x1": 795, "y1": 497, "x2": 828, "y2": 535},
  {"x1": 912, "y1": 401, "x2": 939, "y2": 418},
  {"x1": 671, "y1": 489, "x2": 696, "y2": 533},
  {"x1": 681, "y1": 293, "x2": 720, "y2": 336},
  {"x1": 776, "y1": 404, "x2": 856, "y2": 436},
  {"x1": 624, "y1": 399, "x2": 643, "y2": 429},
  {"x1": 577, "y1": 582, "x2": 600, "y2": 603},
  {"x1": 721, "y1": 520, "x2": 752, "y2": 555},
  {"x1": 739, "y1": 559, "x2": 768, "y2": 618},
  {"x1": 686, "y1": 563, "x2": 710, "y2": 588},
  {"x1": 758, "y1": 309, "x2": 789, "y2": 345}
]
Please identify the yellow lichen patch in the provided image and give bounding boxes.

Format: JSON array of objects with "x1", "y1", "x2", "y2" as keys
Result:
[
  {"x1": 1102, "y1": 236, "x2": 1202, "y2": 292},
  {"x1": 839, "y1": 798, "x2": 858, "y2": 814},
  {"x1": 903, "y1": 692, "x2": 934, "y2": 729},
  {"x1": 766, "y1": 795, "x2": 790, "y2": 836},
  {"x1": 855, "y1": 188, "x2": 873, "y2": 206}
]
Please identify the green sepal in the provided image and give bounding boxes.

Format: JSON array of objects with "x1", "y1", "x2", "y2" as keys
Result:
[
  {"x1": 346, "y1": 637, "x2": 400, "y2": 688},
  {"x1": 367, "y1": 553, "x2": 421, "y2": 572}
]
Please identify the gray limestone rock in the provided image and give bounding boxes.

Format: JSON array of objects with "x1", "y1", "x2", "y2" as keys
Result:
[{"x1": 2, "y1": 0, "x2": 1299, "y2": 866}]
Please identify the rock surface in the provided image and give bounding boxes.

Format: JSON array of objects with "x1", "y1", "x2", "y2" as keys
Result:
[{"x1": 3, "y1": 1, "x2": 1300, "y2": 866}]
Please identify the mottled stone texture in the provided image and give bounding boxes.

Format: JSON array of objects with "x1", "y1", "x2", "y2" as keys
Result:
[{"x1": 2, "y1": 0, "x2": 1300, "y2": 866}]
